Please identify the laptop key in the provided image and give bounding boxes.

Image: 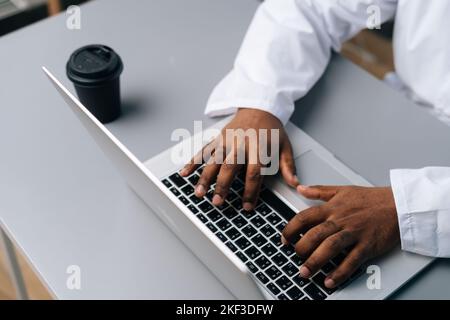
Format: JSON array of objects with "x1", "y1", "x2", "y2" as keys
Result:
[
  {"x1": 282, "y1": 262, "x2": 299, "y2": 277},
  {"x1": 313, "y1": 272, "x2": 335, "y2": 295},
  {"x1": 266, "y1": 213, "x2": 282, "y2": 226},
  {"x1": 322, "y1": 262, "x2": 336, "y2": 274},
  {"x1": 244, "y1": 246, "x2": 262, "y2": 260},
  {"x1": 304, "y1": 283, "x2": 327, "y2": 300},
  {"x1": 250, "y1": 215, "x2": 266, "y2": 228},
  {"x1": 255, "y1": 256, "x2": 271, "y2": 270},
  {"x1": 225, "y1": 241, "x2": 237, "y2": 252},
  {"x1": 225, "y1": 227, "x2": 241, "y2": 241},
  {"x1": 217, "y1": 219, "x2": 231, "y2": 231},
  {"x1": 181, "y1": 184, "x2": 195, "y2": 196},
  {"x1": 291, "y1": 254, "x2": 303, "y2": 265},
  {"x1": 251, "y1": 234, "x2": 267, "y2": 247},
  {"x1": 280, "y1": 244, "x2": 295, "y2": 256},
  {"x1": 178, "y1": 196, "x2": 189, "y2": 206},
  {"x1": 292, "y1": 275, "x2": 310, "y2": 288},
  {"x1": 242, "y1": 225, "x2": 258, "y2": 238},
  {"x1": 187, "y1": 174, "x2": 200, "y2": 186},
  {"x1": 170, "y1": 187, "x2": 181, "y2": 196},
  {"x1": 189, "y1": 194, "x2": 202, "y2": 204},
  {"x1": 206, "y1": 222, "x2": 217, "y2": 233},
  {"x1": 231, "y1": 179, "x2": 244, "y2": 192},
  {"x1": 206, "y1": 190, "x2": 214, "y2": 201},
  {"x1": 223, "y1": 207, "x2": 238, "y2": 219},
  {"x1": 255, "y1": 203, "x2": 272, "y2": 216},
  {"x1": 187, "y1": 204, "x2": 198, "y2": 214},
  {"x1": 226, "y1": 191, "x2": 238, "y2": 202},
  {"x1": 197, "y1": 214, "x2": 208, "y2": 224},
  {"x1": 266, "y1": 283, "x2": 281, "y2": 295},
  {"x1": 272, "y1": 253, "x2": 288, "y2": 267},
  {"x1": 235, "y1": 237, "x2": 251, "y2": 250},
  {"x1": 261, "y1": 243, "x2": 277, "y2": 257},
  {"x1": 241, "y1": 209, "x2": 256, "y2": 219},
  {"x1": 256, "y1": 272, "x2": 270, "y2": 285},
  {"x1": 277, "y1": 293, "x2": 289, "y2": 300},
  {"x1": 232, "y1": 215, "x2": 247, "y2": 228},
  {"x1": 217, "y1": 202, "x2": 229, "y2": 211},
  {"x1": 207, "y1": 210, "x2": 222, "y2": 222},
  {"x1": 270, "y1": 234, "x2": 282, "y2": 247},
  {"x1": 169, "y1": 173, "x2": 187, "y2": 188},
  {"x1": 198, "y1": 201, "x2": 214, "y2": 213},
  {"x1": 275, "y1": 222, "x2": 287, "y2": 232},
  {"x1": 260, "y1": 225, "x2": 276, "y2": 238},
  {"x1": 286, "y1": 286, "x2": 304, "y2": 300},
  {"x1": 265, "y1": 266, "x2": 282, "y2": 280},
  {"x1": 231, "y1": 199, "x2": 243, "y2": 211},
  {"x1": 236, "y1": 251, "x2": 248, "y2": 263},
  {"x1": 162, "y1": 179, "x2": 172, "y2": 188},
  {"x1": 260, "y1": 189, "x2": 296, "y2": 221},
  {"x1": 196, "y1": 166, "x2": 204, "y2": 174},
  {"x1": 216, "y1": 232, "x2": 227, "y2": 242},
  {"x1": 246, "y1": 262, "x2": 258, "y2": 274}
]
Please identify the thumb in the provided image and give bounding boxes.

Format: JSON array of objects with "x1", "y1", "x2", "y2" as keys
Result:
[
  {"x1": 297, "y1": 185, "x2": 340, "y2": 202},
  {"x1": 279, "y1": 138, "x2": 299, "y2": 188}
]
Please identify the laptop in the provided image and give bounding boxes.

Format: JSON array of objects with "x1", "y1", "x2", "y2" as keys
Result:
[{"x1": 43, "y1": 67, "x2": 433, "y2": 300}]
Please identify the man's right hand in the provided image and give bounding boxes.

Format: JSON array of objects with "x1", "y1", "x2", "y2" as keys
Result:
[{"x1": 180, "y1": 108, "x2": 299, "y2": 211}]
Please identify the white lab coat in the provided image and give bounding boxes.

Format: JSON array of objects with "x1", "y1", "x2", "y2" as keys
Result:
[{"x1": 204, "y1": 0, "x2": 450, "y2": 258}]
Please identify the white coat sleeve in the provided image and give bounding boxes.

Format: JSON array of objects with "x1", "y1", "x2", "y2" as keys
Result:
[
  {"x1": 390, "y1": 167, "x2": 450, "y2": 257},
  {"x1": 205, "y1": 0, "x2": 397, "y2": 124}
]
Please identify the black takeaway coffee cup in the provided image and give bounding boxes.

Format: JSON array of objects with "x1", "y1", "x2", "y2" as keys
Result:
[{"x1": 66, "y1": 44, "x2": 124, "y2": 123}]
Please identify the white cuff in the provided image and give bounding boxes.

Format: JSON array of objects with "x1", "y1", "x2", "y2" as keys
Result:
[
  {"x1": 204, "y1": 71, "x2": 295, "y2": 125},
  {"x1": 390, "y1": 168, "x2": 450, "y2": 257}
]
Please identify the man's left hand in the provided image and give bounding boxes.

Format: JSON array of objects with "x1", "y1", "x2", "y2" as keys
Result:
[{"x1": 282, "y1": 185, "x2": 400, "y2": 289}]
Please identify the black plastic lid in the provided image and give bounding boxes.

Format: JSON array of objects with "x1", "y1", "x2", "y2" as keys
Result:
[{"x1": 66, "y1": 44, "x2": 123, "y2": 86}]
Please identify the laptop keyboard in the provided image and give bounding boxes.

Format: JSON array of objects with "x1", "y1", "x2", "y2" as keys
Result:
[{"x1": 161, "y1": 165, "x2": 363, "y2": 300}]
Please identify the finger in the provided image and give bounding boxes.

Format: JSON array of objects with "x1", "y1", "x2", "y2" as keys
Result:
[
  {"x1": 325, "y1": 245, "x2": 368, "y2": 288},
  {"x1": 213, "y1": 149, "x2": 243, "y2": 206},
  {"x1": 280, "y1": 138, "x2": 299, "y2": 188},
  {"x1": 180, "y1": 139, "x2": 216, "y2": 177},
  {"x1": 282, "y1": 206, "x2": 327, "y2": 245},
  {"x1": 297, "y1": 185, "x2": 340, "y2": 202},
  {"x1": 299, "y1": 230, "x2": 355, "y2": 278},
  {"x1": 242, "y1": 163, "x2": 263, "y2": 211},
  {"x1": 294, "y1": 220, "x2": 340, "y2": 260},
  {"x1": 195, "y1": 153, "x2": 221, "y2": 198}
]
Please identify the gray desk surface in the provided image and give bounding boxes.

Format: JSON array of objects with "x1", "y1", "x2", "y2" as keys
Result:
[{"x1": 0, "y1": 0, "x2": 449, "y2": 299}]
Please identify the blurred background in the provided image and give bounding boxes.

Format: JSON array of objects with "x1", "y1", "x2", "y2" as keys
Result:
[{"x1": 0, "y1": 0, "x2": 395, "y2": 300}]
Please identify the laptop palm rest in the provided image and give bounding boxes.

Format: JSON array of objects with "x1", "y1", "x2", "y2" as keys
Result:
[{"x1": 294, "y1": 150, "x2": 352, "y2": 206}]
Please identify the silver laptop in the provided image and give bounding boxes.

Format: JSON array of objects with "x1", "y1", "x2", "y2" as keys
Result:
[{"x1": 43, "y1": 67, "x2": 433, "y2": 300}]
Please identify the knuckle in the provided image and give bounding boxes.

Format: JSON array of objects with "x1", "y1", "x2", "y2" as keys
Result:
[
  {"x1": 309, "y1": 228, "x2": 324, "y2": 243},
  {"x1": 325, "y1": 237, "x2": 342, "y2": 252}
]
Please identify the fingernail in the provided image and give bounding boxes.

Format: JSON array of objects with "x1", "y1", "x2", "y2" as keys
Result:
[
  {"x1": 212, "y1": 194, "x2": 223, "y2": 206},
  {"x1": 281, "y1": 235, "x2": 288, "y2": 246},
  {"x1": 180, "y1": 168, "x2": 188, "y2": 176},
  {"x1": 325, "y1": 278, "x2": 335, "y2": 289},
  {"x1": 243, "y1": 202, "x2": 253, "y2": 211},
  {"x1": 195, "y1": 185, "x2": 206, "y2": 197},
  {"x1": 299, "y1": 266, "x2": 311, "y2": 278},
  {"x1": 297, "y1": 185, "x2": 308, "y2": 193}
]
